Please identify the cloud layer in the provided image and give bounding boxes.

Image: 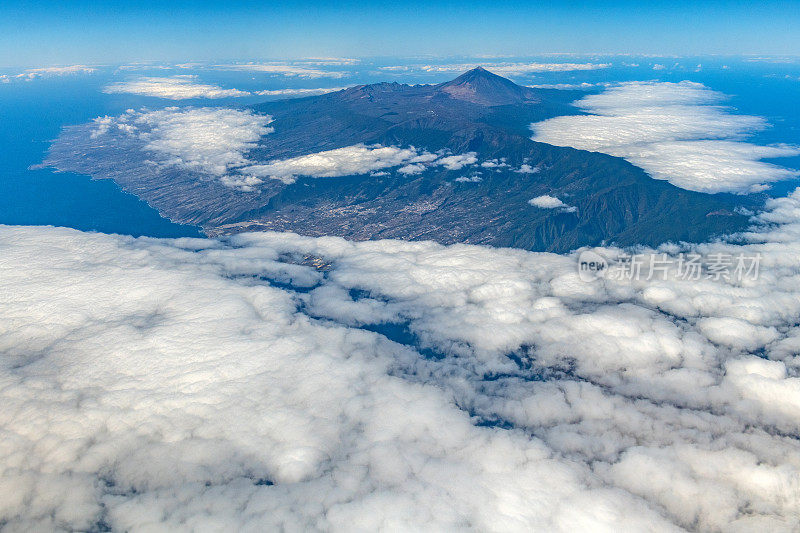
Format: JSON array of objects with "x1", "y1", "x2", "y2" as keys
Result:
[
  {"x1": 3, "y1": 187, "x2": 800, "y2": 530},
  {"x1": 531, "y1": 81, "x2": 800, "y2": 193}
]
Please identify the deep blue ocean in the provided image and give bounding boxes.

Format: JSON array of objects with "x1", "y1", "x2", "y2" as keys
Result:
[{"x1": 2, "y1": 56, "x2": 799, "y2": 237}]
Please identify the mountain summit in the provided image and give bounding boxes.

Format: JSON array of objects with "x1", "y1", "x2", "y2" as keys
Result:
[{"x1": 436, "y1": 67, "x2": 539, "y2": 105}]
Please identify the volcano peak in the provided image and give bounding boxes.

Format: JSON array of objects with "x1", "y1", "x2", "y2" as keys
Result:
[{"x1": 436, "y1": 67, "x2": 538, "y2": 105}]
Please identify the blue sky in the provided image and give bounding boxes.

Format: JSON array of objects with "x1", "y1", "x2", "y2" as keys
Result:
[{"x1": 2, "y1": 0, "x2": 799, "y2": 67}]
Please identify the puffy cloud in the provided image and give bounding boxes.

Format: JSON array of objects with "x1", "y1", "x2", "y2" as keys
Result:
[
  {"x1": 480, "y1": 158, "x2": 508, "y2": 168},
  {"x1": 214, "y1": 63, "x2": 347, "y2": 78},
  {"x1": 529, "y1": 194, "x2": 565, "y2": 208},
  {"x1": 104, "y1": 76, "x2": 251, "y2": 99},
  {"x1": 397, "y1": 162, "x2": 427, "y2": 175},
  {"x1": 515, "y1": 163, "x2": 540, "y2": 174},
  {"x1": 436, "y1": 153, "x2": 478, "y2": 170},
  {"x1": 134, "y1": 108, "x2": 272, "y2": 176},
  {"x1": 242, "y1": 145, "x2": 431, "y2": 184},
  {"x1": 4, "y1": 188, "x2": 800, "y2": 529},
  {"x1": 90, "y1": 107, "x2": 273, "y2": 187},
  {"x1": 241, "y1": 146, "x2": 477, "y2": 185},
  {"x1": 609, "y1": 140, "x2": 799, "y2": 193},
  {"x1": 528, "y1": 195, "x2": 576, "y2": 212},
  {"x1": 531, "y1": 81, "x2": 800, "y2": 193},
  {"x1": 86, "y1": 109, "x2": 480, "y2": 190}
]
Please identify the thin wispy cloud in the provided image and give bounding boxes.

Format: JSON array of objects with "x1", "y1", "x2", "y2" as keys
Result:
[
  {"x1": 104, "y1": 76, "x2": 251, "y2": 99},
  {"x1": 1, "y1": 64, "x2": 97, "y2": 82},
  {"x1": 527, "y1": 82, "x2": 606, "y2": 90},
  {"x1": 382, "y1": 62, "x2": 611, "y2": 77},
  {"x1": 214, "y1": 63, "x2": 348, "y2": 78},
  {"x1": 115, "y1": 62, "x2": 177, "y2": 71},
  {"x1": 296, "y1": 57, "x2": 360, "y2": 65},
  {"x1": 253, "y1": 86, "x2": 349, "y2": 97},
  {"x1": 103, "y1": 75, "x2": 351, "y2": 100}
]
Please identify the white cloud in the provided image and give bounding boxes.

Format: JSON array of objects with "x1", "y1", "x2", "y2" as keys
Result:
[
  {"x1": 102, "y1": 76, "x2": 351, "y2": 100},
  {"x1": 4, "y1": 188, "x2": 800, "y2": 529},
  {"x1": 242, "y1": 144, "x2": 431, "y2": 184},
  {"x1": 397, "y1": 162, "x2": 427, "y2": 175},
  {"x1": 297, "y1": 57, "x2": 360, "y2": 66},
  {"x1": 526, "y1": 82, "x2": 600, "y2": 90},
  {"x1": 436, "y1": 153, "x2": 478, "y2": 170},
  {"x1": 480, "y1": 158, "x2": 508, "y2": 169},
  {"x1": 610, "y1": 140, "x2": 799, "y2": 193},
  {"x1": 416, "y1": 62, "x2": 611, "y2": 76},
  {"x1": 253, "y1": 86, "x2": 349, "y2": 97},
  {"x1": 91, "y1": 108, "x2": 273, "y2": 188},
  {"x1": 515, "y1": 163, "x2": 540, "y2": 174},
  {"x1": 87, "y1": 109, "x2": 480, "y2": 190},
  {"x1": 104, "y1": 76, "x2": 251, "y2": 99},
  {"x1": 214, "y1": 64, "x2": 347, "y2": 78},
  {"x1": 241, "y1": 146, "x2": 477, "y2": 185},
  {"x1": 115, "y1": 61, "x2": 178, "y2": 71},
  {"x1": 531, "y1": 81, "x2": 800, "y2": 193},
  {"x1": 528, "y1": 195, "x2": 576, "y2": 212},
  {"x1": 9, "y1": 64, "x2": 97, "y2": 81}
]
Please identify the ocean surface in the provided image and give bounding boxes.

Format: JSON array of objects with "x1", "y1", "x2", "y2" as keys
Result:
[{"x1": 2, "y1": 56, "x2": 800, "y2": 237}]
